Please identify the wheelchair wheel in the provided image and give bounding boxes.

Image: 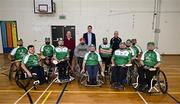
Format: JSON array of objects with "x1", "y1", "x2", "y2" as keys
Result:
[
  {"x1": 157, "y1": 70, "x2": 168, "y2": 94},
  {"x1": 15, "y1": 69, "x2": 31, "y2": 89},
  {"x1": 79, "y1": 74, "x2": 88, "y2": 85},
  {"x1": 9, "y1": 63, "x2": 17, "y2": 80},
  {"x1": 47, "y1": 65, "x2": 56, "y2": 82},
  {"x1": 130, "y1": 64, "x2": 139, "y2": 86}
]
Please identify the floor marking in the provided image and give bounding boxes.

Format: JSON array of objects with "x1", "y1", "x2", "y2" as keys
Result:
[
  {"x1": 64, "y1": 90, "x2": 138, "y2": 94},
  {"x1": 41, "y1": 91, "x2": 52, "y2": 104},
  {"x1": 14, "y1": 86, "x2": 34, "y2": 104},
  {"x1": 1, "y1": 90, "x2": 180, "y2": 94},
  {"x1": 167, "y1": 92, "x2": 180, "y2": 103},
  {"x1": 137, "y1": 91, "x2": 148, "y2": 104},
  {"x1": 56, "y1": 82, "x2": 68, "y2": 104},
  {"x1": 34, "y1": 78, "x2": 56, "y2": 104}
]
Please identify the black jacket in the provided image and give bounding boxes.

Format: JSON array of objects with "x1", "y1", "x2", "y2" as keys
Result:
[{"x1": 83, "y1": 32, "x2": 96, "y2": 47}]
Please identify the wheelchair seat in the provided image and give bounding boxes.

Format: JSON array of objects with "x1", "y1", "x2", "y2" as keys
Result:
[
  {"x1": 80, "y1": 71, "x2": 104, "y2": 87},
  {"x1": 52, "y1": 60, "x2": 75, "y2": 84}
]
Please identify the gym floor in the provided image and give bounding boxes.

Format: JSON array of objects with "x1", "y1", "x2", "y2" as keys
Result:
[{"x1": 0, "y1": 55, "x2": 180, "y2": 104}]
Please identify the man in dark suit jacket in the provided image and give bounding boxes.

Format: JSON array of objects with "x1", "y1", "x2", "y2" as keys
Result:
[{"x1": 83, "y1": 25, "x2": 96, "y2": 47}]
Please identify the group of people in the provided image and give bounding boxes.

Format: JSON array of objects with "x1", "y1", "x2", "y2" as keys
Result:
[{"x1": 8, "y1": 25, "x2": 161, "y2": 92}]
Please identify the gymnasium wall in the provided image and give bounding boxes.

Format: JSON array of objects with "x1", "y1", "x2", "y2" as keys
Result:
[{"x1": 0, "y1": 0, "x2": 180, "y2": 54}]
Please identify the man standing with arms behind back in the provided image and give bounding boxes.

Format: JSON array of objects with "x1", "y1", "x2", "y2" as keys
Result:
[{"x1": 110, "y1": 31, "x2": 122, "y2": 54}]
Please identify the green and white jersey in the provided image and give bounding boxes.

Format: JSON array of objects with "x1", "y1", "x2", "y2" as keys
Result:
[
  {"x1": 10, "y1": 46, "x2": 28, "y2": 61},
  {"x1": 54, "y1": 46, "x2": 69, "y2": 60},
  {"x1": 112, "y1": 49, "x2": 131, "y2": 65},
  {"x1": 40, "y1": 44, "x2": 55, "y2": 57},
  {"x1": 127, "y1": 47, "x2": 135, "y2": 59},
  {"x1": 132, "y1": 45, "x2": 142, "y2": 57},
  {"x1": 23, "y1": 53, "x2": 39, "y2": 68},
  {"x1": 141, "y1": 50, "x2": 161, "y2": 67},
  {"x1": 84, "y1": 51, "x2": 101, "y2": 65},
  {"x1": 99, "y1": 44, "x2": 112, "y2": 58}
]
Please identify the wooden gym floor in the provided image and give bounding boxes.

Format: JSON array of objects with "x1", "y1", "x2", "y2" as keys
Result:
[{"x1": 0, "y1": 54, "x2": 180, "y2": 104}]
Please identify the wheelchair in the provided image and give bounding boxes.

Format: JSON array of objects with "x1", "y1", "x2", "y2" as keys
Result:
[
  {"x1": 72, "y1": 57, "x2": 84, "y2": 83},
  {"x1": 15, "y1": 68, "x2": 45, "y2": 89},
  {"x1": 126, "y1": 59, "x2": 140, "y2": 87},
  {"x1": 52, "y1": 60, "x2": 75, "y2": 84},
  {"x1": 133, "y1": 66, "x2": 168, "y2": 94},
  {"x1": 40, "y1": 56, "x2": 56, "y2": 83},
  {"x1": 9, "y1": 60, "x2": 21, "y2": 80},
  {"x1": 109, "y1": 64, "x2": 133, "y2": 90},
  {"x1": 79, "y1": 65, "x2": 104, "y2": 87}
]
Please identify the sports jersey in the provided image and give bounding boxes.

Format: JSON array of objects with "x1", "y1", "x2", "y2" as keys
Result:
[
  {"x1": 141, "y1": 50, "x2": 161, "y2": 67},
  {"x1": 23, "y1": 53, "x2": 39, "y2": 68},
  {"x1": 40, "y1": 44, "x2": 55, "y2": 57},
  {"x1": 84, "y1": 51, "x2": 101, "y2": 65},
  {"x1": 112, "y1": 49, "x2": 131, "y2": 65},
  {"x1": 54, "y1": 46, "x2": 69, "y2": 60},
  {"x1": 132, "y1": 45, "x2": 142, "y2": 57},
  {"x1": 10, "y1": 46, "x2": 28, "y2": 61},
  {"x1": 126, "y1": 47, "x2": 135, "y2": 59},
  {"x1": 99, "y1": 44, "x2": 112, "y2": 58}
]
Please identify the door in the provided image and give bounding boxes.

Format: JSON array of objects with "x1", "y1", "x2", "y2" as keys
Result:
[{"x1": 51, "y1": 25, "x2": 75, "y2": 47}]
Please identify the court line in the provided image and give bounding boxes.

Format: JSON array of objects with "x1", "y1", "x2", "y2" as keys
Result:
[
  {"x1": 41, "y1": 91, "x2": 52, "y2": 104},
  {"x1": 137, "y1": 91, "x2": 148, "y2": 104},
  {"x1": 1, "y1": 90, "x2": 180, "y2": 94},
  {"x1": 167, "y1": 92, "x2": 180, "y2": 103},
  {"x1": 14, "y1": 86, "x2": 34, "y2": 104},
  {"x1": 34, "y1": 78, "x2": 56, "y2": 104},
  {"x1": 56, "y1": 82, "x2": 68, "y2": 104}
]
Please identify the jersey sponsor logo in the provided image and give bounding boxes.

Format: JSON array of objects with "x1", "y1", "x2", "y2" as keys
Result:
[{"x1": 114, "y1": 50, "x2": 129, "y2": 56}]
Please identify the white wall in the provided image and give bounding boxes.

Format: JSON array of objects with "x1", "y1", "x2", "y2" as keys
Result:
[{"x1": 0, "y1": 0, "x2": 180, "y2": 54}]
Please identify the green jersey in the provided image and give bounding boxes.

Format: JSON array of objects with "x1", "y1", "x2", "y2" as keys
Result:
[
  {"x1": 99, "y1": 44, "x2": 112, "y2": 58},
  {"x1": 141, "y1": 50, "x2": 161, "y2": 67},
  {"x1": 132, "y1": 45, "x2": 142, "y2": 57},
  {"x1": 84, "y1": 52, "x2": 101, "y2": 65},
  {"x1": 10, "y1": 46, "x2": 28, "y2": 61},
  {"x1": 40, "y1": 44, "x2": 55, "y2": 57},
  {"x1": 112, "y1": 49, "x2": 131, "y2": 65},
  {"x1": 54, "y1": 46, "x2": 69, "y2": 60},
  {"x1": 126, "y1": 47, "x2": 135, "y2": 59},
  {"x1": 23, "y1": 53, "x2": 39, "y2": 68}
]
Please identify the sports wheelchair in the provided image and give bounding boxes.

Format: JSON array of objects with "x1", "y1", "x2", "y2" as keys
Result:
[
  {"x1": 15, "y1": 66, "x2": 47, "y2": 89},
  {"x1": 109, "y1": 64, "x2": 133, "y2": 90},
  {"x1": 52, "y1": 59, "x2": 74, "y2": 84},
  {"x1": 9, "y1": 60, "x2": 21, "y2": 80},
  {"x1": 79, "y1": 65, "x2": 104, "y2": 87},
  {"x1": 133, "y1": 66, "x2": 168, "y2": 94}
]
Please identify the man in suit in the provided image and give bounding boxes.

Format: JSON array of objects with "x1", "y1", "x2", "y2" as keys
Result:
[{"x1": 83, "y1": 25, "x2": 96, "y2": 47}]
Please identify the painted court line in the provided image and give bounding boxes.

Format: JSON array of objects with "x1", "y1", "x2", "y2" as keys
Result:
[
  {"x1": 56, "y1": 82, "x2": 68, "y2": 104},
  {"x1": 1, "y1": 90, "x2": 180, "y2": 94},
  {"x1": 34, "y1": 78, "x2": 56, "y2": 104},
  {"x1": 137, "y1": 91, "x2": 148, "y2": 104},
  {"x1": 41, "y1": 91, "x2": 52, "y2": 104},
  {"x1": 14, "y1": 86, "x2": 34, "y2": 104}
]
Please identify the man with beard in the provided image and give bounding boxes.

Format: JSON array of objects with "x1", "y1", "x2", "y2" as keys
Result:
[{"x1": 99, "y1": 37, "x2": 112, "y2": 74}]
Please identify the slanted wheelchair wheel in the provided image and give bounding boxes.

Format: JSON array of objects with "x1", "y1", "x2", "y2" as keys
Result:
[
  {"x1": 79, "y1": 74, "x2": 88, "y2": 85},
  {"x1": 130, "y1": 64, "x2": 139, "y2": 86},
  {"x1": 47, "y1": 66, "x2": 56, "y2": 82},
  {"x1": 9, "y1": 63, "x2": 17, "y2": 80},
  {"x1": 15, "y1": 69, "x2": 31, "y2": 89},
  {"x1": 157, "y1": 70, "x2": 168, "y2": 94}
]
